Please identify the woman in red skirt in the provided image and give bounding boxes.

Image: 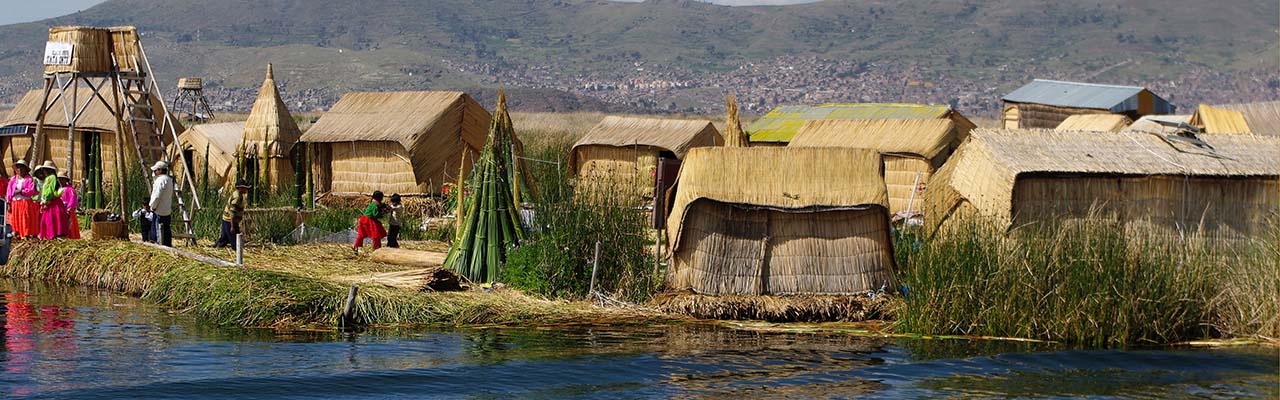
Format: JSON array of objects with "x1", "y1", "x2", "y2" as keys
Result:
[
  {"x1": 5, "y1": 161, "x2": 40, "y2": 239},
  {"x1": 353, "y1": 191, "x2": 388, "y2": 255}
]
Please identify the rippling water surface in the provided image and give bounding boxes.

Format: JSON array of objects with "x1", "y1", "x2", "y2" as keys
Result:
[{"x1": 1, "y1": 279, "x2": 1276, "y2": 399}]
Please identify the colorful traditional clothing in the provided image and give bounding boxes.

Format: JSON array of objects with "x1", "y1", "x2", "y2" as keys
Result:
[
  {"x1": 6, "y1": 175, "x2": 40, "y2": 238},
  {"x1": 354, "y1": 200, "x2": 386, "y2": 250},
  {"x1": 38, "y1": 177, "x2": 69, "y2": 240},
  {"x1": 62, "y1": 184, "x2": 80, "y2": 240}
]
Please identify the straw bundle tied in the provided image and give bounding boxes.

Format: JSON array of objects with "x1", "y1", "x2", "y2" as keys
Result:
[
  {"x1": 723, "y1": 95, "x2": 749, "y2": 148},
  {"x1": 923, "y1": 129, "x2": 1280, "y2": 236},
  {"x1": 445, "y1": 90, "x2": 527, "y2": 283},
  {"x1": 666, "y1": 147, "x2": 896, "y2": 296}
]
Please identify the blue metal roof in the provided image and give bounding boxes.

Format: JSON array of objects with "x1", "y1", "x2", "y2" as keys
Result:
[{"x1": 1002, "y1": 79, "x2": 1173, "y2": 113}]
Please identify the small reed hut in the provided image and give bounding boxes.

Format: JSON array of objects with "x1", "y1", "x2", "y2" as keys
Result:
[
  {"x1": 238, "y1": 64, "x2": 303, "y2": 190},
  {"x1": 174, "y1": 121, "x2": 246, "y2": 189},
  {"x1": 1001, "y1": 79, "x2": 1173, "y2": 129},
  {"x1": 746, "y1": 103, "x2": 974, "y2": 146},
  {"x1": 1190, "y1": 104, "x2": 1253, "y2": 134},
  {"x1": 569, "y1": 116, "x2": 721, "y2": 204},
  {"x1": 666, "y1": 147, "x2": 897, "y2": 296},
  {"x1": 788, "y1": 118, "x2": 963, "y2": 216},
  {"x1": 300, "y1": 91, "x2": 490, "y2": 196},
  {"x1": 1054, "y1": 114, "x2": 1132, "y2": 132},
  {"x1": 923, "y1": 129, "x2": 1280, "y2": 237}
]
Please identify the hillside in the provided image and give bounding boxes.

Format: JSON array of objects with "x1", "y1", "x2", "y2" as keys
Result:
[{"x1": 0, "y1": 0, "x2": 1275, "y2": 115}]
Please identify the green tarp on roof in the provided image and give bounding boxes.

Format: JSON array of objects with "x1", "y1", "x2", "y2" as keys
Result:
[{"x1": 747, "y1": 103, "x2": 952, "y2": 143}]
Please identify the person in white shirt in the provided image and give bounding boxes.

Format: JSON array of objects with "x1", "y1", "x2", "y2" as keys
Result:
[{"x1": 146, "y1": 161, "x2": 175, "y2": 247}]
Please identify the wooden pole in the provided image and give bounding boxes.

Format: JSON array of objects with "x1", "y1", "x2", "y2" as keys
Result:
[
  {"x1": 588, "y1": 240, "x2": 601, "y2": 297},
  {"x1": 340, "y1": 284, "x2": 359, "y2": 327},
  {"x1": 67, "y1": 76, "x2": 78, "y2": 182},
  {"x1": 109, "y1": 75, "x2": 129, "y2": 222},
  {"x1": 31, "y1": 76, "x2": 54, "y2": 163}
]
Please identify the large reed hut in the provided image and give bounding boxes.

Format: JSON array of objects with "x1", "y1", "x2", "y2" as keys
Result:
[
  {"x1": 0, "y1": 88, "x2": 179, "y2": 184},
  {"x1": 1054, "y1": 114, "x2": 1132, "y2": 132},
  {"x1": 666, "y1": 147, "x2": 896, "y2": 296},
  {"x1": 924, "y1": 129, "x2": 1280, "y2": 237},
  {"x1": 788, "y1": 118, "x2": 961, "y2": 215},
  {"x1": 238, "y1": 64, "x2": 302, "y2": 189},
  {"x1": 1001, "y1": 79, "x2": 1173, "y2": 129},
  {"x1": 300, "y1": 91, "x2": 490, "y2": 196},
  {"x1": 569, "y1": 116, "x2": 721, "y2": 204},
  {"x1": 747, "y1": 103, "x2": 974, "y2": 146},
  {"x1": 1214, "y1": 101, "x2": 1280, "y2": 135},
  {"x1": 174, "y1": 121, "x2": 246, "y2": 188}
]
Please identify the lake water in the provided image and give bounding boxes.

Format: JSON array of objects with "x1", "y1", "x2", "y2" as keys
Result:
[{"x1": 1, "y1": 279, "x2": 1276, "y2": 399}]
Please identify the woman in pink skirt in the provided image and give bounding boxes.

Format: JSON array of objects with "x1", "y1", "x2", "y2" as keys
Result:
[{"x1": 38, "y1": 170, "x2": 70, "y2": 240}]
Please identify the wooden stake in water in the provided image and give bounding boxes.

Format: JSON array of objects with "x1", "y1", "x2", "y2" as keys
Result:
[
  {"x1": 588, "y1": 241, "x2": 601, "y2": 297},
  {"x1": 341, "y1": 284, "x2": 359, "y2": 328}
]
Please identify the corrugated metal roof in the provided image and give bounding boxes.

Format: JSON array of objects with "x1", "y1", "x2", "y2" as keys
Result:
[
  {"x1": 747, "y1": 103, "x2": 951, "y2": 143},
  {"x1": 1002, "y1": 79, "x2": 1173, "y2": 113}
]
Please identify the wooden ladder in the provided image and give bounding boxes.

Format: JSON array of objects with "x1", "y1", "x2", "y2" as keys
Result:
[{"x1": 111, "y1": 32, "x2": 201, "y2": 246}]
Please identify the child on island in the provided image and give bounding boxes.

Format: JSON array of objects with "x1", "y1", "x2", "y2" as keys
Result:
[
  {"x1": 386, "y1": 194, "x2": 403, "y2": 248},
  {"x1": 353, "y1": 191, "x2": 388, "y2": 255}
]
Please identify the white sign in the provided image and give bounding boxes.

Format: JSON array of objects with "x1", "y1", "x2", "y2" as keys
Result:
[{"x1": 43, "y1": 42, "x2": 74, "y2": 66}]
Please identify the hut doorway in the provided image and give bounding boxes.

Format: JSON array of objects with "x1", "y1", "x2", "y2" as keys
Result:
[{"x1": 79, "y1": 132, "x2": 105, "y2": 208}]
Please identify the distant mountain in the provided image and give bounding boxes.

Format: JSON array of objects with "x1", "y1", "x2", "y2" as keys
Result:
[{"x1": 0, "y1": 0, "x2": 1275, "y2": 115}]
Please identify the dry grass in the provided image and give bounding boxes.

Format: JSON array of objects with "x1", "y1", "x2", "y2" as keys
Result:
[{"x1": 652, "y1": 292, "x2": 895, "y2": 322}]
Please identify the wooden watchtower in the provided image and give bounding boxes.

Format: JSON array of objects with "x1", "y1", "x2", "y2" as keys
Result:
[{"x1": 172, "y1": 77, "x2": 215, "y2": 122}]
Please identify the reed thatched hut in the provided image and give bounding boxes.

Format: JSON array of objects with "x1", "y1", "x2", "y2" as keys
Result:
[
  {"x1": 666, "y1": 147, "x2": 896, "y2": 296},
  {"x1": 1054, "y1": 114, "x2": 1132, "y2": 132},
  {"x1": 924, "y1": 129, "x2": 1280, "y2": 237},
  {"x1": 787, "y1": 118, "x2": 962, "y2": 216},
  {"x1": 0, "y1": 87, "x2": 179, "y2": 183},
  {"x1": 174, "y1": 121, "x2": 246, "y2": 188},
  {"x1": 238, "y1": 64, "x2": 302, "y2": 188},
  {"x1": 569, "y1": 116, "x2": 721, "y2": 204},
  {"x1": 300, "y1": 91, "x2": 490, "y2": 196},
  {"x1": 1002, "y1": 79, "x2": 1173, "y2": 129},
  {"x1": 747, "y1": 103, "x2": 974, "y2": 146}
]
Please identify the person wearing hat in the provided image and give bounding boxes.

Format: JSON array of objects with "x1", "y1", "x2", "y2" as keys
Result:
[
  {"x1": 146, "y1": 161, "x2": 175, "y2": 247},
  {"x1": 58, "y1": 173, "x2": 81, "y2": 240},
  {"x1": 31, "y1": 161, "x2": 57, "y2": 202},
  {"x1": 5, "y1": 160, "x2": 40, "y2": 239},
  {"x1": 214, "y1": 179, "x2": 251, "y2": 249},
  {"x1": 37, "y1": 168, "x2": 71, "y2": 240}
]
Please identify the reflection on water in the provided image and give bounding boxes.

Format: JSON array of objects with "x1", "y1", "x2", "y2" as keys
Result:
[{"x1": 1, "y1": 279, "x2": 1277, "y2": 399}]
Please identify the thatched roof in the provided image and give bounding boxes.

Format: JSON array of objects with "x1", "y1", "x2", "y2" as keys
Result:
[
  {"x1": 1214, "y1": 101, "x2": 1280, "y2": 135},
  {"x1": 242, "y1": 64, "x2": 302, "y2": 157},
  {"x1": 747, "y1": 103, "x2": 974, "y2": 143},
  {"x1": 301, "y1": 91, "x2": 490, "y2": 185},
  {"x1": 302, "y1": 91, "x2": 488, "y2": 148},
  {"x1": 1190, "y1": 104, "x2": 1250, "y2": 134},
  {"x1": 571, "y1": 116, "x2": 721, "y2": 158},
  {"x1": 1, "y1": 88, "x2": 120, "y2": 132},
  {"x1": 1054, "y1": 114, "x2": 1132, "y2": 132},
  {"x1": 667, "y1": 147, "x2": 888, "y2": 248},
  {"x1": 971, "y1": 129, "x2": 1278, "y2": 177},
  {"x1": 176, "y1": 121, "x2": 246, "y2": 182},
  {"x1": 788, "y1": 119, "x2": 958, "y2": 159}
]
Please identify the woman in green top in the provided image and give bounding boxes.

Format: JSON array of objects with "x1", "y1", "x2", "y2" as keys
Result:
[{"x1": 353, "y1": 191, "x2": 388, "y2": 255}]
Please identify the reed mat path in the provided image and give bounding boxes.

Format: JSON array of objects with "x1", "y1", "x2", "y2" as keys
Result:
[{"x1": 2, "y1": 240, "x2": 681, "y2": 329}]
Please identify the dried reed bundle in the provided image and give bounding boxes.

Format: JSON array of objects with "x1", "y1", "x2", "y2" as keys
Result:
[{"x1": 652, "y1": 292, "x2": 892, "y2": 322}]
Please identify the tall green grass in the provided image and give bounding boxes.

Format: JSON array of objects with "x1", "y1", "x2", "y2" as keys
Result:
[
  {"x1": 502, "y1": 140, "x2": 659, "y2": 302},
  {"x1": 894, "y1": 217, "x2": 1279, "y2": 346}
]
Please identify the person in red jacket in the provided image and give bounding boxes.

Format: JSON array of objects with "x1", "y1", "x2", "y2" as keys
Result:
[{"x1": 353, "y1": 191, "x2": 387, "y2": 255}]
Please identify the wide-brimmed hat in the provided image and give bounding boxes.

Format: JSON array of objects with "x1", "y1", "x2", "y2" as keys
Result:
[
  {"x1": 234, "y1": 179, "x2": 251, "y2": 188},
  {"x1": 12, "y1": 160, "x2": 28, "y2": 170},
  {"x1": 56, "y1": 172, "x2": 71, "y2": 181},
  {"x1": 150, "y1": 161, "x2": 169, "y2": 171},
  {"x1": 32, "y1": 160, "x2": 57, "y2": 175}
]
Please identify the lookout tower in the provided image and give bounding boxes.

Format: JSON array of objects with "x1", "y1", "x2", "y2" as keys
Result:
[
  {"x1": 172, "y1": 77, "x2": 215, "y2": 122},
  {"x1": 17, "y1": 25, "x2": 201, "y2": 243}
]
